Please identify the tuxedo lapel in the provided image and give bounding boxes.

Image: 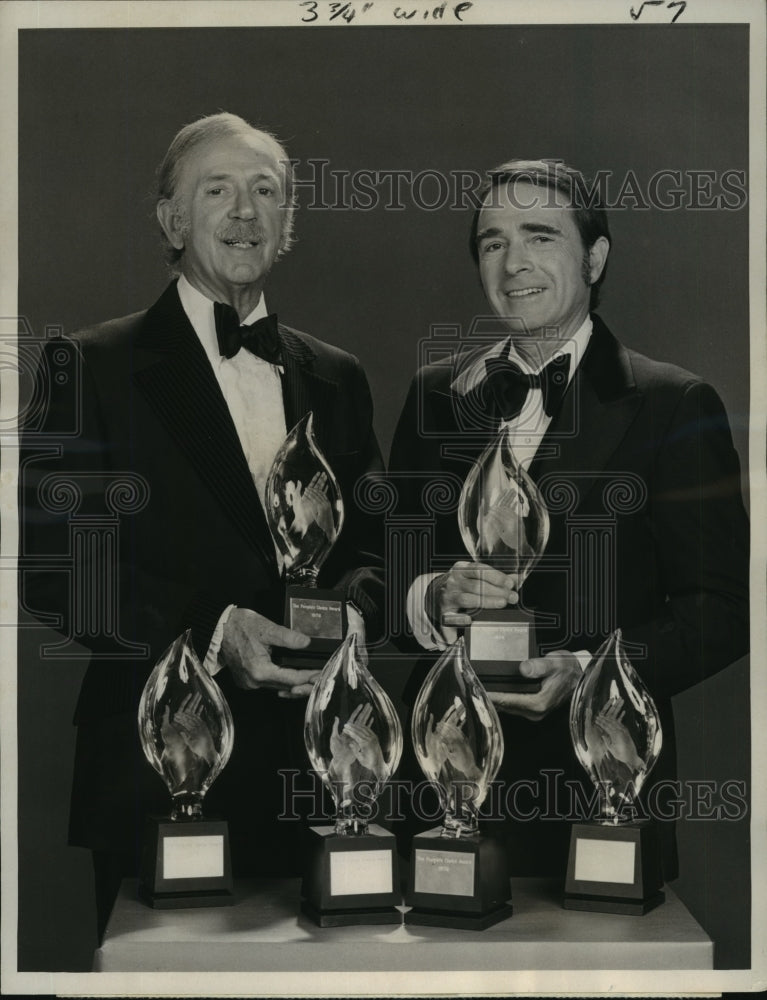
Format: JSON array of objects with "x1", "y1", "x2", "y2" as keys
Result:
[
  {"x1": 529, "y1": 317, "x2": 643, "y2": 508},
  {"x1": 279, "y1": 326, "x2": 339, "y2": 455},
  {"x1": 431, "y1": 360, "x2": 498, "y2": 471},
  {"x1": 131, "y1": 283, "x2": 278, "y2": 571}
]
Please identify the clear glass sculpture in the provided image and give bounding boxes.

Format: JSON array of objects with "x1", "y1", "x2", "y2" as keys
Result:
[
  {"x1": 411, "y1": 638, "x2": 504, "y2": 837},
  {"x1": 138, "y1": 631, "x2": 234, "y2": 820},
  {"x1": 458, "y1": 427, "x2": 549, "y2": 583},
  {"x1": 304, "y1": 632, "x2": 403, "y2": 834},
  {"x1": 569, "y1": 629, "x2": 663, "y2": 824},
  {"x1": 266, "y1": 412, "x2": 344, "y2": 585}
]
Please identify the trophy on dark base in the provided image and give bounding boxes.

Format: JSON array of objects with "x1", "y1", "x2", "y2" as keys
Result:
[
  {"x1": 457, "y1": 427, "x2": 549, "y2": 693},
  {"x1": 564, "y1": 629, "x2": 665, "y2": 915},
  {"x1": 405, "y1": 638, "x2": 512, "y2": 930},
  {"x1": 301, "y1": 631, "x2": 403, "y2": 926},
  {"x1": 266, "y1": 412, "x2": 347, "y2": 668},
  {"x1": 137, "y1": 631, "x2": 235, "y2": 909}
]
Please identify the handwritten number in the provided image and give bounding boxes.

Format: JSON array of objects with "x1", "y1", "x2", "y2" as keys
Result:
[
  {"x1": 630, "y1": 0, "x2": 686, "y2": 21},
  {"x1": 667, "y1": 0, "x2": 686, "y2": 22},
  {"x1": 330, "y1": 1, "x2": 355, "y2": 21},
  {"x1": 300, "y1": 0, "x2": 319, "y2": 21},
  {"x1": 630, "y1": 1, "x2": 663, "y2": 20}
]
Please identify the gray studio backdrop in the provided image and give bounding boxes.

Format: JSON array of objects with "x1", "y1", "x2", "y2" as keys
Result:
[{"x1": 17, "y1": 24, "x2": 749, "y2": 970}]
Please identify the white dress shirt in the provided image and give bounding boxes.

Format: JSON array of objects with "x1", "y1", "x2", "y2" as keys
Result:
[
  {"x1": 407, "y1": 317, "x2": 593, "y2": 662},
  {"x1": 177, "y1": 274, "x2": 287, "y2": 507},
  {"x1": 176, "y1": 274, "x2": 287, "y2": 671}
]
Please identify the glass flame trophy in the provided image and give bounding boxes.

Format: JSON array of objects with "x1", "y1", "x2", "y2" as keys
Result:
[
  {"x1": 456, "y1": 427, "x2": 549, "y2": 692},
  {"x1": 266, "y1": 412, "x2": 347, "y2": 667},
  {"x1": 565, "y1": 629, "x2": 665, "y2": 914},
  {"x1": 137, "y1": 631, "x2": 235, "y2": 908},
  {"x1": 405, "y1": 638, "x2": 512, "y2": 929},
  {"x1": 302, "y1": 632, "x2": 403, "y2": 925}
]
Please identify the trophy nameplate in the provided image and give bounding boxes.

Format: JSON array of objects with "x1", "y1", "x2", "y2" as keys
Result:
[
  {"x1": 564, "y1": 820, "x2": 664, "y2": 914},
  {"x1": 301, "y1": 824, "x2": 400, "y2": 926},
  {"x1": 282, "y1": 585, "x2": 348, "y2": 668},
  {"x1": 465, "y1": 609, "x2": 541, "y2": 693},
  {"x1": 139, "y1": 816, "x2": 234, "y2": 909},
  {"x1": 405, "y1": 827, "x2": 512, "y2": 929}
]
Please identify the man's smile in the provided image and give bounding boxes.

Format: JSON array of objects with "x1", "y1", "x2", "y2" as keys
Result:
[
  {"x1": 504, "y1": 287, "x2": 545, "y2": 298},
  {"x1": 222, "y1": 238, "x2": 261, "y2": 248}
]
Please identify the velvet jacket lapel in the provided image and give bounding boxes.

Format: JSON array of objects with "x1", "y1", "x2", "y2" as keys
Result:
[
  {"x1": 131, "y1": 283, "x2": 277, "y2": 571},
  {"x1": 279, "y1": 326, "x2": 339, "y2": 454},
  {"x1": 528, "y1": 316, "x2": 643, "y2": 507}
]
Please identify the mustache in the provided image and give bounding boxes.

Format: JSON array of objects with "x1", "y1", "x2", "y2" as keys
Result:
[{"x1": 218, "y1": 224, "x2": 265, "y2": 242}]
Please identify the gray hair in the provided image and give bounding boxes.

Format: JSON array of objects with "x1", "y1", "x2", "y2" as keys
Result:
[{"x1": 156, "y1": 112, "x2": 296, "y2": 271}]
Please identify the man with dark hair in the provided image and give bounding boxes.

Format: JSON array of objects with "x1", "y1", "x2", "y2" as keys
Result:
[
  {"x1": 20, "y1": 112, "x2": 383, "y2": 937},
  {"x1": 390, "y1": 158, "x2": 748, "y2": 875}
]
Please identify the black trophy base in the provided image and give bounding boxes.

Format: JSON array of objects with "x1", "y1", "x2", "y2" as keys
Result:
[
  {"x1": 278, "y1": 586, "x2": 347, "y2": 669},
  {"x1": 300, "y1": 900, "x2": 401, "y2": 927},
  {"x1": 478, "y1": 674, "x2": 542, "y2": 694},
  {"x1": 465, "y1": 608, "x2": 542, "y2": 694},
  {"x1": 301, "y1": 824, "x2": 401, "y2": 927},
  {"x1": 138, "y1": 886, "x2": 235, "y2": 910},
  {"x1": 563, "y1": 819, "x2": 664, "y2": 915},
  {"x1": 563, "y1": 890, "x2": 665, "y2": 915},
  {"x1": 405, "y1": 902, "x2": 514, "y2": 930},
  {"x1": 405, "y1": 827, "x2": 512, "y2": 930},
  {"x1": 139, "y1": 815, "x2": 234, "y2": 910}
]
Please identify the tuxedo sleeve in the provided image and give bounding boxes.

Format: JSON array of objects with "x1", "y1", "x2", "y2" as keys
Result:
[
  {"x1": 19, "y1": 338, "x2": 230, "y2": 672},
  {"x1": 621, "y1": 379, "x2": 749, "y2": 698}
]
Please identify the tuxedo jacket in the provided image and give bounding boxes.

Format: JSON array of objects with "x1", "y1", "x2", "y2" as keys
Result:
[
  {"x1": 20, "y1": 281, "x2": 384, "y2": 860},
  {"x1": 387, "y1": 315, "x2": 749, "y2": 876}
]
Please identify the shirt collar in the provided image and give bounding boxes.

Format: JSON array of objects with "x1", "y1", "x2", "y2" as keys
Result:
[
  {"x1": 451, "y1": 315, "x2": 593, "y2": 396},
  {"x1": 176, "y1": 273, "x2": 269, "y2": 367}
]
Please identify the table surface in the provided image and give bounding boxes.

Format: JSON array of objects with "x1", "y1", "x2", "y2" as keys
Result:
[{"x1": 94, "y1": 878, "x2": 712, "y2": 972}]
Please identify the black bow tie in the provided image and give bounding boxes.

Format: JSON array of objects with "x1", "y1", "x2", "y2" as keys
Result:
[
  {"x1": 213, "y1": 301, "x2": 282, "y2": 364},
  {"x1": 483, "y1": 352, "x2": 571, "y2": 421}
]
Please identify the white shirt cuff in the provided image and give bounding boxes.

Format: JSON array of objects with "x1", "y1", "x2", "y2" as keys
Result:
[
  {"x1": 406, "y1": 574, "x2": 458, "y2": 651},
  {"x1": 204, "y1": 604, "x2": 236, "y2": 676}
]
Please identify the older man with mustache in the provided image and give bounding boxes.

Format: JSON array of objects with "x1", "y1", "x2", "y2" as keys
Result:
[{"x1": 21, "y1": 112, "x2": 383, "y2": 938}]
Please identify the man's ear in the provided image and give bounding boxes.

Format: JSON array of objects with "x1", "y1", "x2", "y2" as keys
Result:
[
  {"x1": 588, "y1": 236, "x2": 610, "y2": 285},
  {"x1": 156, "y1": 199, "x2": 186, "y2": 251}
]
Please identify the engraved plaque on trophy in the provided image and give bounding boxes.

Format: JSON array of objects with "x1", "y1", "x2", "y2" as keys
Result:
[
  {"x1": 266, "y1": 412, "x2": 347, "y2": 667},
  {"x1": 565, "y1": 629, "x2": 665, "y2": 914},
  {"x1": 301, "y1": 631, "x2": 403, "y2": 925},
  {"x1": 405, "y1": 637, "x2": 512, "y2": 929},
  {"x1": 137, "y1": 631, "x2": 235, "y2": 908},
  {"x1": 457, "y1": 427, "x2": 549, "y2": 692}
]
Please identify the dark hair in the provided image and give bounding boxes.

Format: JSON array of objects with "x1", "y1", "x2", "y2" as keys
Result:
[
  {"x1": 156, "y1": 112, "x2": 296, "y2": 271},
  {"x1": 470, "y1": 159, "x2": 611, "y2": 310}
]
